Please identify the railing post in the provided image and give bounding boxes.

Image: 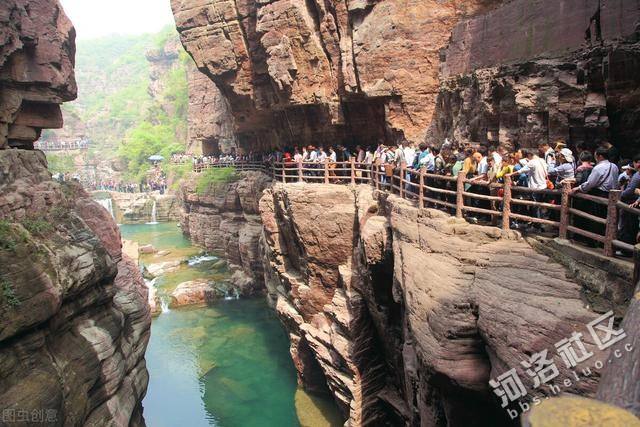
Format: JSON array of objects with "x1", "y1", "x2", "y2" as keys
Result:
[
  {"x1": 271, "y1": 163, "x2": 275, "y2": 180},
  {"x1": 350, "y1": 157, "x2": 356, "y2": 185},
  {"x1": 634, "y1": 244, "x2": 640, "y2": 286},
  {"x1": 456, "y1": 172, "x2": 465, "y2": 219},
  {"x1": 604, "y1": 189, "x2": 621, "y2": 257},
  {"x1": 374, "y1": 160, "x2": 380, "y2": 191},
  {"x1": 324, "y1": 159, "x2": 329, "y2": 184},
  {"x1": 502, "y1": 175, "x2": 512, "y2": 231},
  {"x1": 281, "y1": 162, "x2": 286, "y2": 183},
  {"x1": 559, "y1": 181, "x2": 572, "y2": 239},
  {"x1": 298, "y1": 161, "x2": 303, "y2": 183},
  {"x1": 418, "y1": 167, "x2": 425, "y2": 209},
  {"x1": 399, "y1": 165, "x2": 405, "y2": 199}
]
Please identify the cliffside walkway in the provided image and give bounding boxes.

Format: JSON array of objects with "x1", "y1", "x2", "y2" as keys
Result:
[{"x1": 192, "y1": 160, "x2": 640, "y2": 265}]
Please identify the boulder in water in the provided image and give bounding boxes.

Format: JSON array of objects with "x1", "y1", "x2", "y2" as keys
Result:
[
  {"x1": 229, "y1": 270, "x2": 256, "y2": 296},
  {"x1": 156, "y1": 250, "x2": 171, "y2": 257},
  {"x1": 212, "y1": 259, "x2": 227, "y2": 269},
  {"x1": 139, "y1": 244, "x2": 157, "y2": 254},
  {"x1": 146, "y1": 260, "x2": 181, "y2": 276},
  {"x1": 169, "y1": 280, "x2": 219, "y2": 307}
]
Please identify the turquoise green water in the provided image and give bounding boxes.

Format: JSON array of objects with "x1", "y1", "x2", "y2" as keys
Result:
[
  {"x1": 144, "y1": 301, "x2": 299, "y2": 427},
  {"x1": 119, "y1": 223, "x2": 342, "y2": 427}
]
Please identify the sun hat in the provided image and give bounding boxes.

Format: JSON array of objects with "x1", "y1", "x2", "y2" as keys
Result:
[{"x1": 560, "y1": 148, "x2": 574, "y2": 163}]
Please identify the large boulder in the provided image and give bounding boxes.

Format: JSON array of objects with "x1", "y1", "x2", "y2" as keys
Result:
[{"x1": 169, "y1": 280, "x2": 217, "y2": 307}]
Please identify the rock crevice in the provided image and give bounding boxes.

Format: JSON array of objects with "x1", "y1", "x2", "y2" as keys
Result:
[{"x1": 257, "y1": 183, "x2": 628, "y2": 425}]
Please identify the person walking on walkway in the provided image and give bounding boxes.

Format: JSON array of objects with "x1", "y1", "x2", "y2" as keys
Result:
[
  {"x1": 570, "y1": 147, "x2": 619, "y2": 240},
  {"x1": 619, "y1": 154, "x2": 640, "y2": 251}
]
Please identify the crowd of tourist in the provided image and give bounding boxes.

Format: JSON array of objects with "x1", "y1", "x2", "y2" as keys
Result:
[
  {"x1": 169, "y1": 142, "x2": 639, "y2": 252},
  {"x1": 81, "y1": 165, "x2": 167, "y2": 193},
  {"x1": 267, "y1": 141, "x2": 639, "y2": 253},
  {"x1": 172, "y1": 152, "x2": 262, "y2": 166},
  {"x1": 91, "y1": 181, "x2": 142, "y2": 193}
]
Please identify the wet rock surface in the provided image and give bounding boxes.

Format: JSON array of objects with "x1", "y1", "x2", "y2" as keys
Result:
[
  {"x1": 109, "y1": 192, "x2": 180, "y2": 224},
  {"x1": 0, "y1": 150, "x2": 150, "y2": 426}
]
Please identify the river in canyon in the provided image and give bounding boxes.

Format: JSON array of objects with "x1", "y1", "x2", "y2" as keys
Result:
[{"x1": 118, "y1": 221, "x2": 343, "y2": 427}]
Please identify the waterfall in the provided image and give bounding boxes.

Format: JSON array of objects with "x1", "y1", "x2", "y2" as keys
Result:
[
  {"x1": 97, "y1": 198, "x2": 115, "y2": 219},
  {"x1": 160, "y1": 298, "x2": 170, "y2": 313},
  {"x1": 146, "y1": 200, "x2": 159, "y2": 225}
]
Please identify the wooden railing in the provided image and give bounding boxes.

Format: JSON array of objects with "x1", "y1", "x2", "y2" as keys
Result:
[
  {"x1": 35, "y1": 141, "x2": 90, "y2": 151},
  {"x1": 193, "y1": 161, "x2": 269, "y2": 173},
  {"x1": 192, "y1": 159, "x2": 640, "y2": 260}
]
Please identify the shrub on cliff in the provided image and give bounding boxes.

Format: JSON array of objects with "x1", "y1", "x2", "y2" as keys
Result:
[
  {"x1": 195, "y1": 167, "x2": 239, "y2": 195},
  {"x1": 167, "y1": 162, "x2": 193, "y2": 190}
]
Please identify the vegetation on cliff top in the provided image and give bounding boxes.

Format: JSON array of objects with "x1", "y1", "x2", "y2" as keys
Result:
[
  {"x1": 195, "y1": 168, "x2": 240, "y2": 195},
  {"x1": 46, "y1": 152, "x2": 76, "y2": 175}
]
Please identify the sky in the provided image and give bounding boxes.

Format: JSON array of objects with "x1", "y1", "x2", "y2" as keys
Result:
[{"x1": 59, "y1": 0, "x2": 175, "y2": 40}]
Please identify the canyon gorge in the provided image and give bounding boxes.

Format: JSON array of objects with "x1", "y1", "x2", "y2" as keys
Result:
[{"x1": 1, "y1": 0, "x2": 640, "y2": 426}]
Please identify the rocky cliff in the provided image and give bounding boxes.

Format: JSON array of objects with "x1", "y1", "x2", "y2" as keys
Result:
[
  {"x1": 1, "y1": 0, "x2": 77, "y2": 149},
  {"x1": 0, "y1": 150, "x2": 151, "y2": 425},
  {"x1": 179, "y1": 171, "x2": 272, "y2": 295},
  {"x1": 171, "y1": 0, "x2": 639, "y2": 152},
  {"x1": 258, "y1": 183, "x2": 633, "y2": 425},
  {"x1": 433, "y1": 0, "x2": 640, "y2": 154},
  {"x1": 171, "y1": 0, "x2": 502, "y2": 150},
  {"x1": 0, "y1": 1, "x2": 152, "y2": 424},
  {"x1": 186, "y1": 63, "x2": 236, "y2": 155},
  {"x1": 108, "y1": 192, "x2": 180, "y2": 224}
]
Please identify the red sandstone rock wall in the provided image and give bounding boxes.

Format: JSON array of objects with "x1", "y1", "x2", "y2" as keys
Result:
[
  {"x1": 0, "y1": 0, "x2": 77, "y2": 149},
  {"x1": 186, "y1": 63, "x2": 236, "y2": 155},
  {"x1": 171, "y1": 0, "x2": 501, "y2": 149},
  {"x1": 172, "y1": 0, "x2": 639, "y2": 153},
  {"x1": 258, "y1": 183, "x2": 626, "y2": 426},
  {"x1": 179, "y1": 171, "x2": 272, "y2": 294},
  {"x1": 0, "y1": 150, "x2": 150, "y2": 426},
  {"x1": 441, "y1": 0, "x2": 639, "y2": 77},
  {"x1": 434, "y1": 2, "x2": 640, "y2": 152}
]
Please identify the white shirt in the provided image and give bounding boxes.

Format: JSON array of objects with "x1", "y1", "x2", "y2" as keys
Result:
[
  {"x1": 545, "y1": 148, "x2": 556, "y2": 168},
  {"x1": 404, "y1": 147, "x2": 416, "y2": 168},
  {"x1": 477, "y1": 156, "x2": 488, "y2": 174},
  {"x1": 519, "y1": 156, "x2": 548, "y2": 190},
  {"x1": 364, "y1": 151, "x2": 373, "y2": 164},
  {"x1": 318, "y1": 151, "x2": 327, "y2": 162},
  {"x1": 309, "y1": 150, "x2": 318, "y2": 162}
]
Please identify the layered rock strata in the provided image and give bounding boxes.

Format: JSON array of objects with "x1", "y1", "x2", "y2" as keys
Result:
[
  {"x1": 0, "y1": 150, "x2": 151, "y2": 425},
  {"x1": 186, "y1": 63, "x2": 236, "y2": 155},
  {"x1": 171, "y1": 0, "x2": 639, "y2": 152},
  {"x1": 171, "y1": 0, "x2": 501, "y2": 149},
  {"x1": 434, "y1": 2, "x2": 640, "y2": 154},
  {"x1": 258, "y1": 183, "x2": 629, "y2": 425},
  {"x1": 0, "y1": 0, "x2": 77, "y2": 149},
  {"x1": 179, "y1": 171, "x2": 272, "y2": 295},
  {"x1": 108, "y1": 192, "x2": 180, "y2": 224}
]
